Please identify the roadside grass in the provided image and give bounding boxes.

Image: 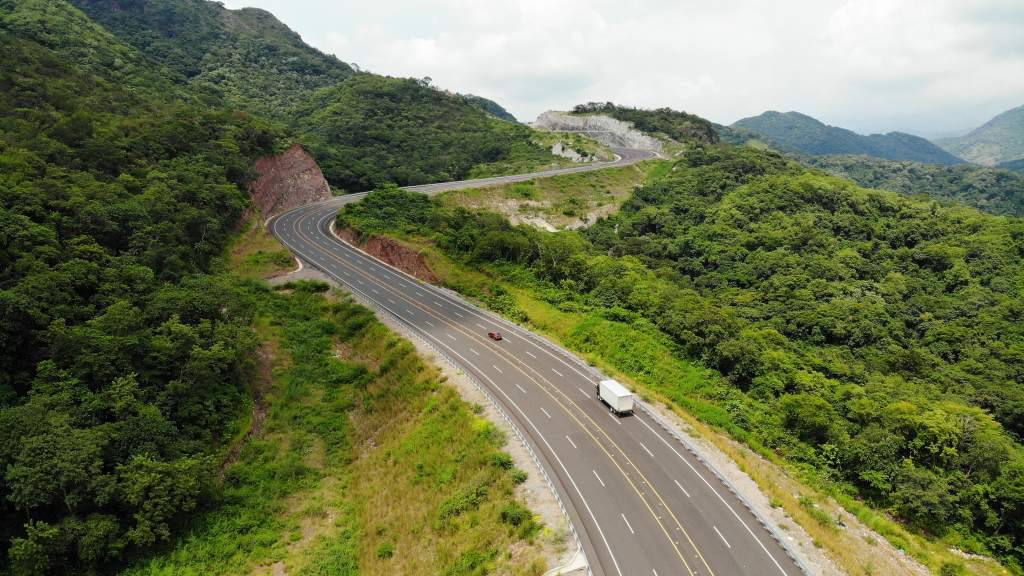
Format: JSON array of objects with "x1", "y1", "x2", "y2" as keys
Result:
[
  {"x1": 127, "y1": 225, "x2": 552, "y2": 574},
  {"x1": 228, "y1": 209, "x2": 295, "y2": 278},
  {"x1": 439, "y1": 160, "x2": 663, "y2": 230},
  {"x1": 368, "y1": 233, "x2": 1011, "y2": 576},
  {"x1": 530, "y1": 130, "x2": 615, "y2": 162}
]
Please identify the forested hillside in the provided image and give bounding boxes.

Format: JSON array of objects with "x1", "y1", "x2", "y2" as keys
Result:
[
  {"x1": 571, "y1": 101, "x2": 719, "y2": 144},
  {"x1": 733, "y1": 111, "x2": 965, "y2": 165},
  {"x1": 937, "y1": 105, "x2": 1024, "y2": 166},
  {"x1": 804, "y1": 155, "x2": 1024, "y2": 216},
  {"x1": 338, "y1": 145, "x2": 1024, "y2": 569},
  {"x1": 0, "y1": 1, "x2": 284, "y2": 572},
  {"x1": 70, "y1": 0, "x2": 561, "y2": 192}
]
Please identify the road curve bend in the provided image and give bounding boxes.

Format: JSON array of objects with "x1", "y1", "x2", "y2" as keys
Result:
[{"x1": 269, "y1": 149, "x2": 808, "y2": 576}]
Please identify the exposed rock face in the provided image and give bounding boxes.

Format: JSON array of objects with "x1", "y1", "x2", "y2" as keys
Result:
[
  {"x1": 336, "y1": 228, "x2": 439, "y2": 284},
  {"x1": 249, "y1": 144, "x2": 332, "y2": 217},
  {"x1": 550, "y1": 142, "x2": 595, "y2": 163},
  {"x1": 533, "y1": 111, "x2": 663, "y2": 152}
]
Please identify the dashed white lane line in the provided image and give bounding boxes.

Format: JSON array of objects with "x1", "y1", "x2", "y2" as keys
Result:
[
  {"x1": 621, "y1": 513, "x2": 635, "y2": 535},
  {"x1": 446, "y1": 334, "x2": 457, "y2": 341},
  {"x1": 593, "y1": 470, "x2": 606, "y2": 487},
  {"x1": 579, "y1": 387, "x2": 589, "y2": 397},
  {"x1": 566, "y1": 435, "x2": 578, "y2": 450},
  {"x1": 416, "y1": 291, "x2": 424, "y2": 297},
  {"x1": 639, "y1": 442, "x2": 655, "y2": 458},
  {"x1": 356, "y1": 279, "x2": 364, "y2": 285},
  {"x1": 608, "y1": 412, "x2": 622, "y2": 425},
  {"x1": 469, "y1": 348, "x2": 480, "y2": 356},
  {"x1": 714, "y1": 526, "x2": 732, "y2": 549},
  {"x1": 371, "y1": 288, "x2": 379, "y2": 294},
  {"x1": 433, "y1": 300, "x2": 443, "y2": 306},
  {"x1": 540, "y1": 406, "x2": 552, "y2": 419},
  {"x1": 425, "y1": 320, "x2": 435, "y2": 327},
  {"x1": 674, "y1": 479, "x2": 691, "y2": 498},
  {"x1": 492, "y1": 364, "x2": 503, "y2": 374},
  {"x1": 387, "y1": 298, "x2": 396, "y2": 304},
  {"x1": 652, "y1": 570, "x2": 659, "y2": 576},
  {"x1": 515, "y1": 383, "x2": 527, "y2": 394},
  {"x1": 454, "y1": 311, "x2": 464, "y2": 318},
  {"x1": 525, "y1": 350, "x2": 537, "y2": 359},
  {"x1": 476, "y1": 323, "x2": 487, "y2": 329},
  {"x1": 551, "y1": 368, "x2": 564, "y2": 377},
  {"x1": 405, "y1": 308, "x2": 415, "y2": 315}
]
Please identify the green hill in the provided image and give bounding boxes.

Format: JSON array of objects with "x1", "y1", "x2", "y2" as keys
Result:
[
  {"x1": 803, "y1": 155, "x2": 1024, "y2": 216},
  {"x1": 463, "y1": 93, "x2": 518, "y2": 122},
  {"x1": 572, "y1": 101, "x2": 719, "y2": 144},
  {"x1": 937, "y1": 105, "x2": 1024, "y2": 166},
  {"x1": 69, "y1": 0, "x2": 559, "y2": 191},
  {"x1": 999, "y1": 158, "x2": 1024, "y2": 173},
  {"x1": 733, "y1": 111, "x2": 965, "y2": 165}
]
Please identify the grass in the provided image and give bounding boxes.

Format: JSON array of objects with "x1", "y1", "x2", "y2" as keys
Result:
[
  {"x1": 227, "y1": 209, "x2": 295, "y2": 278},
  {"x1": 439, "y1": 160, "x2": 664, "y2": 230},
  {"x1": 126, "y1": 224, "x2": 552, "y2": 574}
]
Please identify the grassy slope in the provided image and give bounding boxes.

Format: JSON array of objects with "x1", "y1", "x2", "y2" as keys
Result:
[
  {"x1": 440, "y1": 161, "x2": 664, "y2": 230},
  {"x1": 126, "y1": 226, "x2": 551, "y2": 575}
]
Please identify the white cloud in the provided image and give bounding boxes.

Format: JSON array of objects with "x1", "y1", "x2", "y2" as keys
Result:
[{"x1": 221, "y1": 0, "x2": 1024, "y2": 135}]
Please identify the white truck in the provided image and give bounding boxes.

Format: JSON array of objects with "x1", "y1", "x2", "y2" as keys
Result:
[{"x1": 596, "y1": 379, "x2": 634, "y2": 415}]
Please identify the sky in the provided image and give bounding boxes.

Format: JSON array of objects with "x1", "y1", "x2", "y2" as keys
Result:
[{"x1": 220, "y1": 0, "x2": 1024, "y2": 137}]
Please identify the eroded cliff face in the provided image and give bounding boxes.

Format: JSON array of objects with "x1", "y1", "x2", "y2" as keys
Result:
[
  {"x1": 533, "y1": 111, "x2": 664, "y2": 152},
  {"x1": 336, "y1": 228, "x2": 439, "y2": 283},
  {"x1": 249, "y1": 144, "x2": 332, "y2": 218}
]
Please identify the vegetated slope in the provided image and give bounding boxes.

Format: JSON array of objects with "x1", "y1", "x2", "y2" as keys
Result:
[
  {"x1": 336, "y1": 146, "x2": 1024, "y2": 570},
  {"x1": 804, "y1": 155, "x2": 1024, "y2": 216},
  {"x1": 571, "y1": 101, "x2": 720, "y2": 145},
  {"x1": 936, "y1": 105, "x2": 1024, "y2": 166},
  {"x1": 71, "y1": 0, "x2": 560, "y2": 192},
  {"x1": 463, "y1": 93, "x2": 518, "y2": 122},
  {"x1": 0, "y1": 1, "x2": 283, "y2": 572},
  {"x1": 733, "y1": 111, "x2": 965, "y2": 165}
]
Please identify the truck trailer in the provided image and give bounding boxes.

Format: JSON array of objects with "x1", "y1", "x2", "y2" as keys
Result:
[{"x1": 596, "y1": 379, "x2": 634, "y2": 415}]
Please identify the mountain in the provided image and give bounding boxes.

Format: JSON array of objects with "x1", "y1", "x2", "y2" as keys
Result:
[
  {"x1": 732, "y1": 111, "x2": 965, "y2": 165},
  {"x1": 999, "y1": 158, "x2": 1024, "y2": 173},
  {"x1": 463, "y1": 94, "x2": 518, "y2": 122},
  {"x1": 803, "y1": 155, "x2": 1024, "y2": 216},
  {"x1": 69, "y1": 0, "x2": 559, "y2": 192},
  {"x1": 936, "y1": 105, "x2": 1024, "y2": 166},
  {"x1": 572, "y1": 102, "x2": 719, "y2": 144}
]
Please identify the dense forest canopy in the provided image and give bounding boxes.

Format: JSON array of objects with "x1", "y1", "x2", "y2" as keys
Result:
[
  {"x1": 0, "y1": 1, "x2": 283, "y2": 572},
  {"x1": 572, "y1": 101, "x2": 720, "y2": 145},
  {"x1": 338, "y1": 145, "x2": 1024, "y2": 568},
  {"x1": 71, "y1": 0, "x2": 559, "y2": 192}
]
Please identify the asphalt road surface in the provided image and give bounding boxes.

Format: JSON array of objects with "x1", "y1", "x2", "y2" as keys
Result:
[{"x1": 270, "y1": 149, "x2": 807, "y2": 576}]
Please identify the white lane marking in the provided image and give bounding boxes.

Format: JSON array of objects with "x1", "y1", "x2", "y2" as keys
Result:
[
  {"x1": 515, "y1": 383, "x2": 527, "y2": 394},
  {"x1": 621, "y1": 513, "x2": 635, "y2": 535},
  {"x1": 433, "y1": 300, "x2": 443, "y2": 306},
  {"x1": 406, "y1": 309, "x2": 415, "y2": 315},
  {"x1": 593, "y1": 470, "x2": 606, "y2": 487},
  {"x1": 387, "y1": 298, "x2": 396, "y2": 304},
  {"x1": 551, "y1": 368, "x2": 564, "y2": 377},
  {"x1": 634, "y1": 415, "x2": 790, "y2": 576},
  {"x1": 371, "y1": 288, "x2": 379, "y2": 294},
  {"x1": 714, "y1": 526, "x2": 731, "y2": 549},
  {"x1": 608, "y1": 412, "x2": 621, "y2": 425},
  {"x1": 416, "y1": 291, "x2": 424, "y2": 297},
  {"x1": 470, "y1": 348, "x2": 480, "y2": 356},
  {"x1": 356, "y1": 279, "x2": 364, "y2": 285},
  {"x1": 525, "y1": 350, "x2": 537, "y2": 359},
  {"x1": 476, "y1": 323, "x2": 486, "y2": 329},
  {"x1": 446, "y1": 334, "x2": 457, "y2": 341},
  {"x1": 454, "y1": 311, "x2": 464, "y2": 318},
  {"x1": 639, "y1": 442, "x2": 655, "y2": 458},
  {"x1": 540, "y1": 407, "x2": 552, "y2": 419},
  {"x1": 425, "y1": 320, "x2": 435, "y2": 327},
  {"x1": 674, "y1": 479, "x2": 691, "y2": 498},
  {"x1": 566, "y1": 435, "x2": 578, "y2": 450},
  {"x1": 492, "y1": 364, "x2": 503, "y2": 374},
  {"x1": 579, "y1": 387, "x2": 589, "y2": 397},
  {"x1": 653, "y1": 570, "x2": 659, "y2": 576}
]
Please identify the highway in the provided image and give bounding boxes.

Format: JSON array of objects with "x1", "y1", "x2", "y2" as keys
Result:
[{"x1": 269, "y1": 149, "x2": 807, "y2": 576}]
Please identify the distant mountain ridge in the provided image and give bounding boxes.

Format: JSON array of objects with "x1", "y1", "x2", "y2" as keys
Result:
[
  {"x1": 936, "y1": 105, "x2": 1024, "y2": 166},
  {"x1": 732, "y1": 111, "x2": 965, "y2": 165}
]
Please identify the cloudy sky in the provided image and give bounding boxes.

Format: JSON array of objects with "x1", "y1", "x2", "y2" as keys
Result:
[{"x1": 221, "y1": 0, "x2": 1024, "y2": 136}]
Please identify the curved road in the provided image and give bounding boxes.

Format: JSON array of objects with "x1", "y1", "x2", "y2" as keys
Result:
[{"x1": 269, "y1": 149, "x2": 806, "y2": 576}]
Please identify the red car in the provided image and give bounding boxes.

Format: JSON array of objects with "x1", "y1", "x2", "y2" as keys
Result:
[{"x1": 488, "y1": 331, "x2": 503, "y2": 341}]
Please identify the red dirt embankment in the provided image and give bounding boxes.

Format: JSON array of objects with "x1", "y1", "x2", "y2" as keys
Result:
[
  {"x1": 336, "y1": 228, "x2": 439, "y2": 284},
  {"x1": 248, "y1": 144, "x2": 332, "y2": 218}
]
